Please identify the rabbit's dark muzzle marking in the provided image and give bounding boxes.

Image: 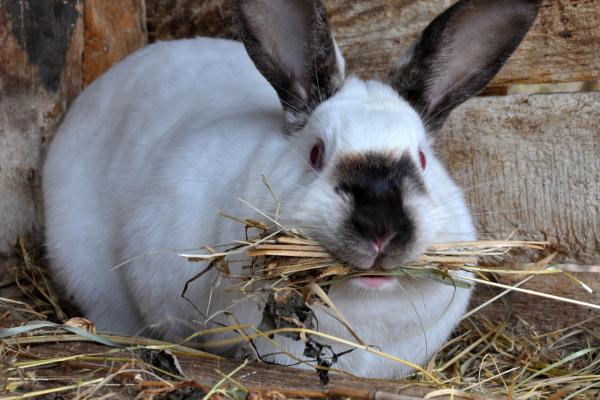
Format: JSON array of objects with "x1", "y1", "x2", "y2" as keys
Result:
[{"x1": 333, "y1": 152, "x2": 424, "y2": 255}]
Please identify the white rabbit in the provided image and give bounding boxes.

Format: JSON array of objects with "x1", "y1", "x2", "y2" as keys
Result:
[{"x1": 43, "y1": 0, "x2": 540, "y2": 378}]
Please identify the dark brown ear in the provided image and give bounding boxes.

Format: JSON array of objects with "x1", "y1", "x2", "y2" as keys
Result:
[
  {"x1": 389, "y1": 0, "x2": 541, "y2": 132},
  {"x1": 230, "y1": 0, "x2": 345, "y2": 130}
]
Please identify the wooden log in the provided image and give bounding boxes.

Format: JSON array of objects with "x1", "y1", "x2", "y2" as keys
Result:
[
  {"x1": 145, "y1": 0, "x2": 600, "y2": 89},
  {"x1": 13, "y1": 341, "x2": 479, "y2": 400},
  {"x1": 438, "y1": 92, "x2": 600, "y2": 265},
  {"x1": 0, "y1": 0, "x2": 146, "y2": 257}
]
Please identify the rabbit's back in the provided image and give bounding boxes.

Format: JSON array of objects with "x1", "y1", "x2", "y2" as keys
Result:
[{"x1": 43, "y1": 38, "x2": 285, "y2": 334}]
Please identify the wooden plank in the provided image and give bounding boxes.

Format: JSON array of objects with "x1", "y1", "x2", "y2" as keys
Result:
[
  {"x1": 145, "y1": 0, "x2": 600, "y2": 88},
  {"x1": 83, "y1": 0, "x2": 147, "y2": 85},
  {"x1": 326, "y1": 0, "x2": 600, "y2": 89},
  {"x1": 438, "y1": 92, "x2": 600, "y2": 265},
  {"x1": 0, "y1": 0, "x2": 146, "y2": 257},
  {"x1": 470, "y1": 270, "x2": 600, "y2": 335},
  {"x1": 0, "y1": 0, "x2": 84, "y2": 257}
]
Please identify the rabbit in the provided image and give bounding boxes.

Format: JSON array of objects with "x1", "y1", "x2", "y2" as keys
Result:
[{"x1": 43, "y1": 0, "x2": 541, "y2": 378}]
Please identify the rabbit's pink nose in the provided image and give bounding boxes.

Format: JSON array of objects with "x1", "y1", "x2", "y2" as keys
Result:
[{"x1": 373, "y1": 233, "x2": 396, "y2": 253}]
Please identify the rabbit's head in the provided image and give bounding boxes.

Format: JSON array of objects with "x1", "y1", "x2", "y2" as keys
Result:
[{"x1": 231, "y1": 0, "x2": 540, "y2": 286}]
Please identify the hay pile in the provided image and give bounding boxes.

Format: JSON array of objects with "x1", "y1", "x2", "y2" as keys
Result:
[{"x1": 2, "y1": 219, "x2": 600, "y2": 399}]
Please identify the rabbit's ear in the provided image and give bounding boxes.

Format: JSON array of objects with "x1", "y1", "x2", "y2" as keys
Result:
[
  {"x1": 390, "y1": 0, "x2": 541, "y2": 131},
  {"x1": 230, "y1": 0, "x2": 345, "y2": 130}
]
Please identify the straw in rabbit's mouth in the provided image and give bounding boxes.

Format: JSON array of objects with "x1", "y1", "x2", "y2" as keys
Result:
[
  {"x1": 178, "y1": 217, "x2": 552, "y2": 294},
  {"x1": 177, "y1": 209, "x2": 597, "y2": 330}
]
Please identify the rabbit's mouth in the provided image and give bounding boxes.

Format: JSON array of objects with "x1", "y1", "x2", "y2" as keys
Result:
[
  {"x1": 353, "y1": 275, "x2": 394, "y2": 289},
  {"x1": 348, "y1": 253, "x2": 402, "y2": 289}
]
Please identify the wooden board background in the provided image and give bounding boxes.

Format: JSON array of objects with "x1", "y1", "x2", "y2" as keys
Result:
[
  {"x1": 0, "y1": 0, "x2": 84, "y2": 257},
  {"x1": 145, "y1": 0, "x2": 600, "y2": 90},
  {"x1": 440, "y1": 92, "x2": 599, "y2": 264},
  {"x1": 0, "y1": 0, "x2": 146, "y2": 257}
]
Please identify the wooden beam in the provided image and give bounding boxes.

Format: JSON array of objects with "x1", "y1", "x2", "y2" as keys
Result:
[
  {"x1": 470, "y1": 270, "x2": 600, "y2": 335},
  {"x1": 326, "y1": 0, "x2": 600, "y2": 89},
  {"x1": 12, "y1": 341, "x2": 482, "y2": 400},
  {"x1": 438, "y1": 92, "x2": 600, "y2": 265},
  {"x1": 146, "y1": 0, "x2": 600, "y2": 89}
]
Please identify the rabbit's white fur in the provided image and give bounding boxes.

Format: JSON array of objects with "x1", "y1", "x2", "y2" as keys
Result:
[{"x1": 44, "y1": 38, "x2": 475, "y2": 378}]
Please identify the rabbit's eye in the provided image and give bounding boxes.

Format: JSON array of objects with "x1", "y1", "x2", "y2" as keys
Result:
[
  {"x1": 310, "y1": 139, "x2": 325, "y2": 170},
  {"x1": 419, "y1": 150, "x2": 427, "y2": 170}
]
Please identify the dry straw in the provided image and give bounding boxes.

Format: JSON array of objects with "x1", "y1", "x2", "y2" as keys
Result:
[{"x1": 177, "y1": 215, "x2": 595, "y2": 314}]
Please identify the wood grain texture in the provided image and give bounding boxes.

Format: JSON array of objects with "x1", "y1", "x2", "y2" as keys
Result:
[
  {"x1": 8, "y1": 341, "x2": 482, "y2": 400},
  {"x1": 0, "y1": 0, "x2": 146, "y2": 257},
  {"x1": 0, "y1": 0, "x2": 84, "y2": 257},
  {"x1": 438, "y1": 92, "x2": 600, "y2": 264},
  {"x1": 83, "y1": 0, "x2": 147, "y2": 85},
  {"x1": 470, "y1": 271, "x2": 600, "y2": 335},
  {"x1": 145, "y1": 0, "x2": 600, "y2": 88}
]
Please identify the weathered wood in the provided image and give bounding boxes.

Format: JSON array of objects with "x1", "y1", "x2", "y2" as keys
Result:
[
  {"x1": 0, "y1": 0, "x2": 146, "y2": 257},
  {"x1": 438, "y1": 92, "x2": 600, "y2": 265},
  {"x1": 83, "y1": 0, "x2": 147, "y2": 85},
  {"x1": 145, "y1": 0, "x2": 600, "y2": 89},
  {"x1": 327, "y1": 0, "x2": 600, "y2": 89},
  {"x1": 471, "y1": 270, "x2": 600, "y2": 335},
  {"x1": 11, "y1": 341, "x2": 480, "y2": 400},
  {"x1": 0, "y1": 0, "x2": 84, "y2": 257}
]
